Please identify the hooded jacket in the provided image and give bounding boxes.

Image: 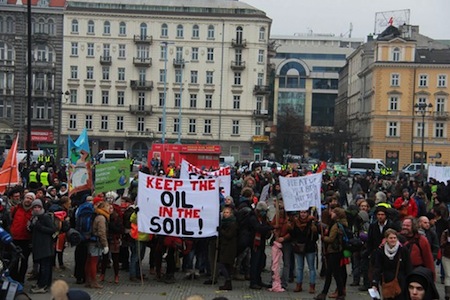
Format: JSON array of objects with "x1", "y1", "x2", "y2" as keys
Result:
[{"x1": 406, "y1": 266, "x2": 439, "y2": 300}]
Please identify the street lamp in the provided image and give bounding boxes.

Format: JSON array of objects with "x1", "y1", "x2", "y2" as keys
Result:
[
  {"x1": 414, "y1": 102, "x2": 433, "y2": 182},
  {"x1": 161, "y1": 41, "x2": 174, "y2": 144},
  {"x1": 57, "y1": 90, "x2": 70, "y2": 164}
]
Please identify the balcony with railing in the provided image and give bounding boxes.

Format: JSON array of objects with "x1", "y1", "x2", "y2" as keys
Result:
[
  {"x1": 173, "y1": 58, "x2": 185, "y2": 68},
  {"x1": 253, "y1": 85, "x2": 271, "y2": 95},
  {"x1": 133, "y1": 57, "x2": 152, "y2": 67},
  {"x1": 231, "y1": 39, "x2": 247, "y2": 48},
  {"x1": 129, "y1": 105, "x2": 153, "y2": 115},
  {"x1": 433, "y1": 111, "x2": 449, "y2": 120},
  {"x1": 253, "y1": 109, "x2": 269, "y2": 120},
  {"x1": 130, "y1": 80, "x2": 153, "y2": 91},
  {"x1": 100, "y1": 56, "x2": 112, "y2": 65},
  {"x1": 33, "y1": 60, "x2": 55, "y2": 70},
  {"x1": 230, "y1": 61, "x2": 245, "y2": 70},
  {"x1": 133, "y1": 35, "x2": 153, "y2": 44},
  {"x1": 33, "y1": 33, "x2": 50, "y2": 43},
  {"x1": 25, "y1": 118, "x2": 54, "y2": 128}
]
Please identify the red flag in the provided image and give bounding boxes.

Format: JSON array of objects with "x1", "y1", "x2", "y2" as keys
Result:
[
  {"x1": 0, "y1": 133, "x2": 20, "y2": 194},
  {"x1": 317, "y1": 161, "x2": 327, "y2": 173}
]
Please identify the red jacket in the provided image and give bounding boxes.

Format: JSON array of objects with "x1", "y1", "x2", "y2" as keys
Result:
[
  {"x1": 406, "y1": 234, "x2": 435, "y2": 279},
  {"x1": 393, "y1": 196, "x2": 418, "y2": 218},
  {"x1": 10, "y1": 205, "x2": 33, "y2": 240}
]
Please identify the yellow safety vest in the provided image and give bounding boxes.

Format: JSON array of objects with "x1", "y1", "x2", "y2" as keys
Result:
[
  {"x1": 40, "y1": 171, "x2": 49, "y2": 186},
  {"x1": 29, "y1": 171, "x2": 38, "y2": 183}
]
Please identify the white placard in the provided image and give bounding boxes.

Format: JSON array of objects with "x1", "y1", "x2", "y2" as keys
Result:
[
  {"x1": 179, "y1": 159, "x2": 231, "y2": 196},
  {"x1": 279, "y1": 173, "x2": 322, "y2": 216},
  {"x1": 428, "y1": 165, "x2": 450, "y2": 183},
  {"x1": 137, "y1": 172, "x2": 220, "y2": 238}
]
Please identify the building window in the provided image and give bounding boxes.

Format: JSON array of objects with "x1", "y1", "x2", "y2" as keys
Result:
[
  {"x1": 189, "y1": 119, "x2": 196, "y2": 133},
  {"x1": 205, "y1": 94, "x2": 212, "y2": 109},
  {"x1": 118, "y1": 44, "x2": 126, "y2": 58},
  {"x1": 259, "y1": 27, "x2": 265, "y2": 41},
  {"x1": 159, "y1": 69, "x2": 166, "y2": 83},
  {"x1": 175, "y1": 69, "x2": 182, "y2": 84},
  {"x1": 391, "y1": 73, "x2": 400, "y2": 86},
  {"x1": 392, "y1": 47, "x2": 400, "y2": 61},
  {"x1": 71, "y1": 20, "x2": 78, "y2": 33},
  {"x1": 86, "y1": 90, "x2": 93, "y2": 104},
  {"x1": 192, "y1": 25, "x2": 199, "y2": 38},
  {"x1": 206, "y1": 71, "x2": 213, "y2": 84},
  {"x1": 419, "y1": 74, "x2": 428, "y2": 87},
  {"x1": 0, "y1": 100, "x2": 12, "y2": 118},
  {"x1": 207, "y1": 48, "x2": 214, "y2": 61},
  {"x1": 69, "y1": 89, "x2": 77, "y2": 104},
  {"x1": 234, "y1": 72, "x2": 241, "y2": 85},
  {"x1": 233, "y1": 95, "x2": 240, "y2": 109},
  {"x1": 176, "y1": 24, "x2": 184, "y2": 38},
  {"x1": 70, "y1": 66, "x2": 78, "y2": 79},
  {"x1": 435, "y1": 122, "x2": 445, "y2": 138},
  {"x1": 417, "y1": 97, "x2": 427, "y2": 107},
  {"x1": 85, "y1": 115, "x2": 92, "y2": 130},
  {"x1": 119, "y1": 22, "x2": 126, "y2": 35},
  {"x1": 159, "y1": 93, "x2": 164, "y2": 107},
  {"x1": 86, "y1": 66, "x2": 94, "y2": 79},
  {"x1": 101, "y1": 115, "x2": 108, "y2": 130},
  {"x1": 103, "y1": 21, "x2": 110, "y2": 35},
  {"x1": 204, "y1": 119, "x2": 211, "y2": 134},
  {"x1": 258, "y1": 50, "x2": 264, "y2": 63},
  {"x1": 87, "y1": 20, "x2": 95, "y2": 34},
  {"x1": 438, "y1": 74, "x2": 447, "y2": 87},
  {"x1": 190, "y1": 94, "x2": 197, "y2": 108},
  {"x1": 389, "y1": 96, "x2": 399, "y2": 110},
  {"x1": 255, "y1": 120, "x2": 262, "y2": 135},
  {"x1": 174, "y1": 93, "x2": 180, "y2": 108},
  {"x1": 416, "y1": 122, "x2": 425, "y2": 138},
  {"x1": 161, "y1": 23, "x2": 168, "y2": 37},
  {"x1": 387, "y1": 121, "x2": 398, "y2": 137},
  {"x1": 87, "y1": 43, "x2": 94, "y2": 57},
  {"x1": 190, "y1": 71, "x2": 198, "y2": 84},
  {"x1": 102, "y1": 67, "x2": 110, "y2": 80},
  {"x1": 137, "y1": 117, "x2": 144, "y2": 132},
  {"x1": 36, "y1": 101, "x2": 45, "y2": 119},
  {"x1": 232, "y1": 120, "x2": 239, "y2": 135},
  {"x1": 116, "y1": 116, "x2": 123, "y2": 131},
  {"x1": 436, "y1": 97, "x2": 446, "y2": 113},
  {"x1": 256, "y1": 96, "x2": 263, "y2": 110},
  {"x1": 140, "y1": 23, "x2": 147, "y2": 37},
  {"x1": 207, "y1": 25, "x2": 214, "y2": 39},
  {"x1": 191, "y1": 47, "x2": 199, "y2": 61},
  {"x1": 118, "y1": 67, "x2": 125, "y2": 81},
  {"x1": 101, "y1": 91, "x2": 109, "y2": 105},
  {"x1": 257, "y1": 73, "x2": 264, "y2": 86},
  {"x1": 69, "y1": 114, "x2": 77, "y2": 129},
  {"x1": 103, "y1": 44, "x2": 110, "y2": 57},
  {"x1": 173, "y1": 118, "x2": 179, "y2": 133},
  {"x1": 158, "y1": 117, "x2": 163, "y2": 132},
  {"x1": 117, "y1": 91, "x2": 124, "y2": 106},
  {"x1": 138, "y1": 92, "x2": 145, "y2": 108}
]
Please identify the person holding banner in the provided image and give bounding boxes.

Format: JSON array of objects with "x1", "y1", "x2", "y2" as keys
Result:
[{"x1": 249, "y1": 201, "x2": 273, "y2": 290}]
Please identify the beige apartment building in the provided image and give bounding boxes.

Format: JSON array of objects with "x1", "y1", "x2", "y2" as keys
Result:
[
  {"x1": 61, "y1": 0, "x2": 272, "y2": 161},
  {"x1": 339, "y1": 25, "x2": 450, "y2": 171}
]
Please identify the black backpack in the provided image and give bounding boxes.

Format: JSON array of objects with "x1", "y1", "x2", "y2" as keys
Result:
[
  {"x1": 123, "y1": 206, "x2": 136, "y2": 230},
  {"x1": 337, "y1": 223, "x2": 363, "y2": 252}
]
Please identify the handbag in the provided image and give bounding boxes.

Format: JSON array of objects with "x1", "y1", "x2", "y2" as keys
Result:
[
  {"x1": 381, "y1": 257, "x2": 402, "y2": 299},
  {"x1": 292, "y1": 242, "x2": 306, "y2": 254}
]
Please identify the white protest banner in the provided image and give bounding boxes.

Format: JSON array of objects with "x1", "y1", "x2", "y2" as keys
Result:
[
  {"x1": 137, "y1": 172, "x2": 220, "y2": 238},
  {"x1": 279, "y1": 173, "x2": 322, "y2": 216},
  {"x1": 180, "y1": 159, "x2": 231, "y2": 196},
  {"x1": 428, "y1": 165, "x2": 450, "y2": 182}
]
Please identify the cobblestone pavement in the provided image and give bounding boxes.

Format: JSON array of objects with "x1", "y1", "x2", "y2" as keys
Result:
[{"x1": 24, "y1": 246, "x2": 445, "y2": 300}]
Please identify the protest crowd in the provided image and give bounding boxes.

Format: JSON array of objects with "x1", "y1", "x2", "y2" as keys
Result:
[{"x1": 0, "y1": 156, "x2": 448, "y2": 300}]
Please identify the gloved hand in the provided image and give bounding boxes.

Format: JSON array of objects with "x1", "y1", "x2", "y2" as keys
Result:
[{"x1": 103, "y1": 247, "x2": 109, "y2": 254}]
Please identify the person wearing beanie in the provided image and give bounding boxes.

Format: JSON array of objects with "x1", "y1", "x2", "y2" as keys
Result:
[
  {"x1": 9, "y1": 191, "x2": 35, "y2": 284},
  {"x1": 406, "y1": 266, "x2": 439, "y2": 300},
  {"x1": 314, "y1": 208, "x2": 347, "y2": 300},
  {"x1": 29, "y1": 198, "x2": 57, "y2": 293}
]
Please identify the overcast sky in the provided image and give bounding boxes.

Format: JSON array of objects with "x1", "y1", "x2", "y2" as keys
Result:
[{"x1": 242, "y1": 0, "x2": 449, "y2": 40}]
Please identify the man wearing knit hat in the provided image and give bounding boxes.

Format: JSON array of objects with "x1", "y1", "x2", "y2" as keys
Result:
[{"x1": 9, "y1": 192, "x2": 35, "y2": 284}]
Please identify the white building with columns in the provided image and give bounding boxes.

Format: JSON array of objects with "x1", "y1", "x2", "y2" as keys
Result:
[{"x1": 62, "y1": 0, "x2": 272, "y2": 161}]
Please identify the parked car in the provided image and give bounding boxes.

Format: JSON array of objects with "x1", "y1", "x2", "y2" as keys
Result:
[{"x1": 400, "y1": 163, "x2": 428, "y2": 177}]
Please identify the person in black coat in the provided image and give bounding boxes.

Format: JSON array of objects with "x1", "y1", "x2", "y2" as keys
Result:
[
  {"x1": 372, "y1": 229, "x2": 412, "y2": 300},
  {"x1": 406, "y1": 266, "x2": 439, "y2": 300},
  {"x1": 29, "y1": 199, "x2": 57, "y2": 294},
  {"x1": 217, "y1": 206, "x2": 238, "y2": 290}
]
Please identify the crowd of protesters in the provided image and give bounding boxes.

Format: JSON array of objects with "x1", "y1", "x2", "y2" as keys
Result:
[{"x1": 0, "y1": 159, "x2": 446, "y2": 300}]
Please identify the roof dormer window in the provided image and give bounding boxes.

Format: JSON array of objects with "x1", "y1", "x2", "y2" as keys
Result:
[{"x1": 392, "y1": 47, "x2": 400, "y2": 62}]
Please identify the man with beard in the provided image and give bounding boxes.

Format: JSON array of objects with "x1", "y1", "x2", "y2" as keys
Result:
[{"x1": 401, "y1": 217, "x2": 435, "y2": 278}]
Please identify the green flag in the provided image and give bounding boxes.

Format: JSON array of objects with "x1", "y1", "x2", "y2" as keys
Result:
[{"x1": 95, "y1": 159, "x2": 131, "y2": 194}]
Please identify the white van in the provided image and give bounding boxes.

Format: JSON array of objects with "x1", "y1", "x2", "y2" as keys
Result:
[
  {"x1": 401, "y1": 163, "x2": 428, "y2": 177},
  {"x1": 219, "y1": 156, "x2": 235, "y2": 167},
  {"x1": 95, "y1": 150, "x2": 128, "y2": 164},
  {"x1": 348, "y1": 158, "x2": 386, "y2": 176}
]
